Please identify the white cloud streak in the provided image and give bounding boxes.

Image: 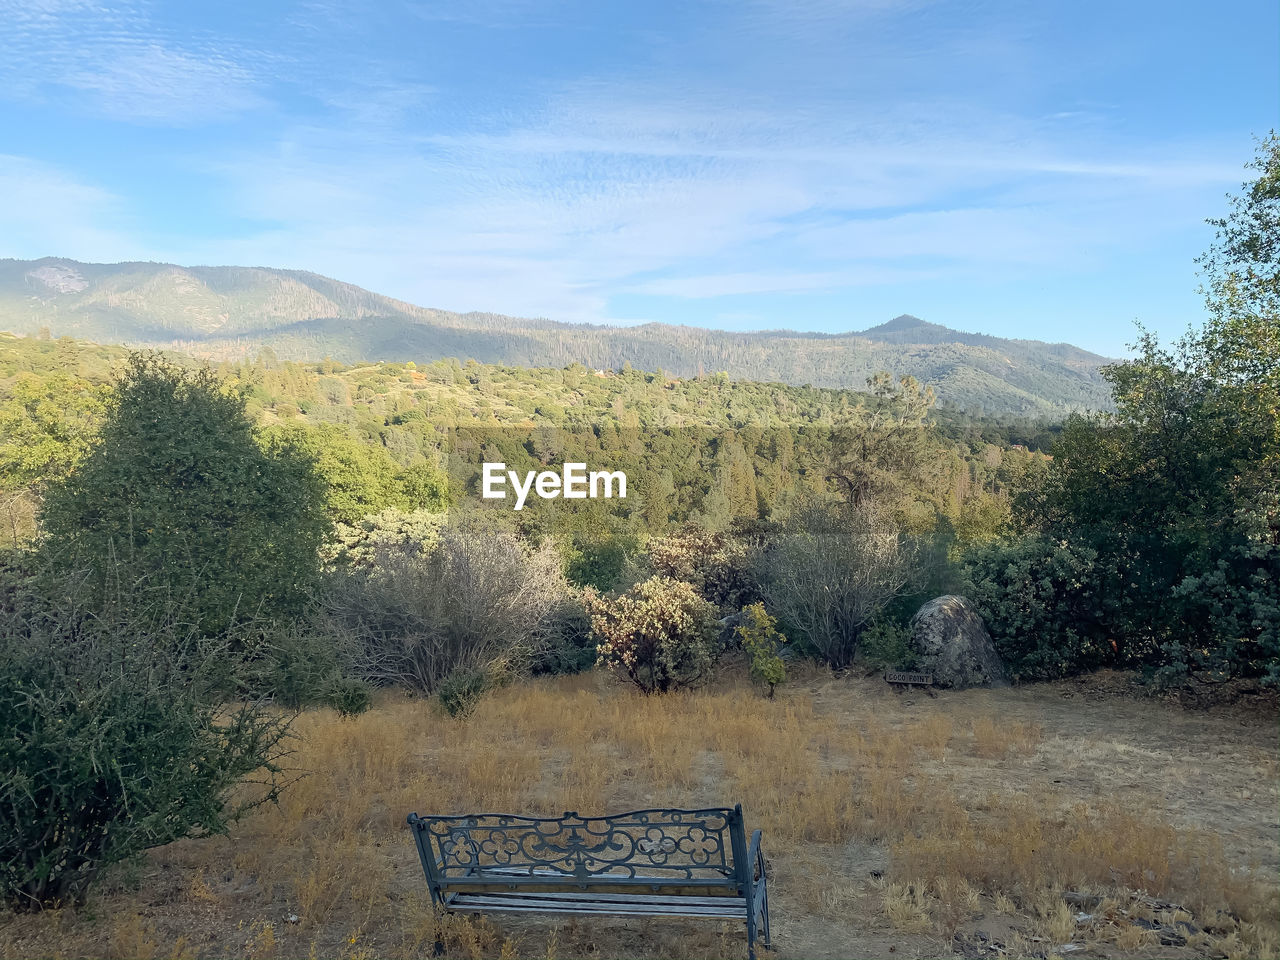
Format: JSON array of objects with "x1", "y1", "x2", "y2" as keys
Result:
[
  {"x1": 0, "y1": 0, "x2": 271, "y2": 124},
  {"x1": 166, "y1": 81, "x2": 1235, "y2": 320}
]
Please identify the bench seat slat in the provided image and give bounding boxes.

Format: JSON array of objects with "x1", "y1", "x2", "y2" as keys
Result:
[
  {"x1": 453, "y1": 890, "x2": 744, "y2": 907},
  {"x1": 449, "y1": 865, "x2": 736, "y2": 888},
  {"x1": 446, "y1": 891, "x2": 747, "y2": 918}
]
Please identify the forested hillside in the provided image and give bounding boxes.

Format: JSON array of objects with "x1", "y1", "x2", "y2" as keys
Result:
[
  {"x1": 0, "y1": 258, "x2": 1113, "y2": 416},
  {"x1": 0, "y1": 332, "x2": 1051, "y2": 562}
]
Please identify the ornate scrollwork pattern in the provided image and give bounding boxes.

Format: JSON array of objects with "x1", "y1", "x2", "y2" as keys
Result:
[{"x1": 421, "y1": 807, "x2": 736, "y2": 881}]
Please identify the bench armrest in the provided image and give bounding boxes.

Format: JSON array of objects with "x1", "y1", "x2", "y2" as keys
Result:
[
  {"x1": 747, "y1": 829, "x2": 765, "y2": 880},
  {"x1": 407, "y1": 813, "x2": 450, "y2": 884}
]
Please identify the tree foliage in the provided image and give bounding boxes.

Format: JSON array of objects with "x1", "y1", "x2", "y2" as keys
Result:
[
  {"x1": 1198, "y1": 132, "x2": 1280, "y2": 332},
  {"x1": 969, "y1": 136, "x2": 1280, "y2": 685},
  {"x1": 828, "y1": 373, "x2": 936, "y2": 507},
  {"x1": 735, "y1": 601, "x2": 788, "y2": 697},
  {"x1": 39, "y1": 354, "x2": 329, "y2": 632},
  {"x1": 0, "y1": 373, "x2": 108, "y2": 546},
  {"x1": 263, "y1": 422, "x2": 447, "y2": 524},
  {"x1": 0, "y1": 373, "x2": 107, "y2": 491}
]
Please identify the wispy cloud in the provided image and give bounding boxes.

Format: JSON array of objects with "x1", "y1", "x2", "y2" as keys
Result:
[
  {"x1": 0, "y1": 72, "x2": 1240, "y2": 321},
  {"x1": 0, "y1": 0, "x2": 270, "y2": 124},
  {"x1": 64, "y1": 44, "x2": 263, "y2": 123}
]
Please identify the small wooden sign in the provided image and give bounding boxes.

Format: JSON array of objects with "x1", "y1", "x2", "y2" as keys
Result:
[{"x1": 885, "y1": 670, "x2": 934, "y2": 686}]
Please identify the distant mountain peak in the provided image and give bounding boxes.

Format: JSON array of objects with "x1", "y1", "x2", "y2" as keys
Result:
[
  {"x1": 855, "y1": 317, "x2": 936, "y2": 335},
  {"x1": 868, "y1": 314, "x2": 929, "y2": 332}
]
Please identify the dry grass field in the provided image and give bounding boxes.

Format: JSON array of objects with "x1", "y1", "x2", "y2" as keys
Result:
[{"x1": 2, "y1": 668, "x2": 1276, "y2": 960}]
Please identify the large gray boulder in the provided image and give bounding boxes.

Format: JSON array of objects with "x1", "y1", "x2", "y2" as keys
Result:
[{"x1": 909, "y1": 595, "x2": 1008, "y2": 689}]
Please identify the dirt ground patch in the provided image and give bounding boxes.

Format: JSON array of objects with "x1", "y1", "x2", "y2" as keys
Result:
[{"x1": 2, "y1": 668, "x2": 1276, "y2": 960}]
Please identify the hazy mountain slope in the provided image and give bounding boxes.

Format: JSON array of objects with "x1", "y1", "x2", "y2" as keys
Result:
[{"x1": 0, "y1": 257, "x2": 1115, "y2": 414}]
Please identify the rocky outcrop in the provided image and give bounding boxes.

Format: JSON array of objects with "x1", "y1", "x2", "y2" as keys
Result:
[{"x1": 909, "y1": 595, "x2": 1008, "y2": 689}]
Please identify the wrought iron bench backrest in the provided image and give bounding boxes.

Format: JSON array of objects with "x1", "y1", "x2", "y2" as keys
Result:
[{"x1": 407, "y1": 806, "x2": 748, "y2": 889}]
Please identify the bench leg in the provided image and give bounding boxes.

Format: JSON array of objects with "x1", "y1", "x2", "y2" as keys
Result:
[
  {"x1": 761, "y1": 878, "x2": 772, "y2": 948},
  {"x1": 431, "y1": 902, "x2": 446, "y2": 956},
  {"x1": 746, "y1": 905, "x2": 757, "y2": 960}
]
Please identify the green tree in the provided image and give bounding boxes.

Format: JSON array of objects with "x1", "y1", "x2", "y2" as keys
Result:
[
  {"x1": 1196, "y1": 131, "x2": 1279, "y2": 479},
  {"x1": 828, "y1": 373, "x2": 936, "y2": 508},
  {"x1": 0, "y1": 373, "x2": 107, "y2": 491},
  {"x1": 40, "y1": 354, "x2": 329, "y2": 632},
  {"x1": 0, "y1": 373, "x2": 108, "y2": 546},
  {"x1": 265, "y1": 423, "x2": 446, "y2": 523},
  {"x1": 976, "y1": 136, "x2": 1280, "y2": 683},
  {"x1": 399, "y1": 461, "x2": 450, "y2": 511},
  {"x1": 736, "y1": 602, "x2": 787, "y2": 697},
  {"x1": 1199, "y1": 132, "x2": 1279, "y2": 329}
]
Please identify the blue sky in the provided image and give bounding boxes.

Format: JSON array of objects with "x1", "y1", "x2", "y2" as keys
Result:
[{"x1": 1, "y1": 1, "x2": 1276, "y2": 357}]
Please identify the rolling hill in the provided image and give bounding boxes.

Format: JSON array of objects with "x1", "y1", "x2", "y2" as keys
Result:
[{"x1": 0, "y1": 257, "x2": 1114, "y2": 415}]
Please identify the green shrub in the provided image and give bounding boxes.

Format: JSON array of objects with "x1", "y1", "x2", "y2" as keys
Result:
[
  {"x1": 735, "y1": 602, "x2": 788, "y2": 697},
  {"x1": 531, "y1": 593, "x2": 596, "y2": 675},
  {"x1": 240, "y1": 625, "x2": 342, "y2": 711},
  {"x1": 564, "y1": 538, "x2": 628, "y2": 591},
  {"x1": 587, "y1": 576, "x2": 717, "y2": 694},
  {"x1": 324, "y1": 675, "x2": 373, "y2": 718},
  {"x1": 0, "y1": 601, "x2": 290, "y2": 909},
  {"x1": 859, "y1": 618, "x2": 918, "y2": 671},
  {"x1": 962, "y1": 535, "x2": 1119, "y2": 681},
  {"x1": 437, "y1": 667, "x2": 490, "y2": 718}
]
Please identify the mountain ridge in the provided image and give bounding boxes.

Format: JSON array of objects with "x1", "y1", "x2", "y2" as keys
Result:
[{"x1": 0, "y1": 257, "x2": 1115, "y2": 415}]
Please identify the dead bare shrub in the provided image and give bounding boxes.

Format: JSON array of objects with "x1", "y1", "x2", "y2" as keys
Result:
[
  {"x1": 756, "y1": 500, "x2": 916, "y2": 668},
  {"x1": 326, "y1": 530, "x2": 567, "y2": 694}
]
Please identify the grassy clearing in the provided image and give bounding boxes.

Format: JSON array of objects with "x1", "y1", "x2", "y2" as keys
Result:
[{"x1": 2, "y1": 669, "x2": 1276, "y2": 959}]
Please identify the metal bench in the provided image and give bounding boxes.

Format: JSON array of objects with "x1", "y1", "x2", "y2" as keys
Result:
[{"x1": 406, "y1": 805, "x2": 771, "y2": 959}]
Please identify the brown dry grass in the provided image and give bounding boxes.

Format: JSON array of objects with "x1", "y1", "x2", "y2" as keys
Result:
[{"x1": 1, "y1": 668, "x2": 1276, "y2": 959}]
